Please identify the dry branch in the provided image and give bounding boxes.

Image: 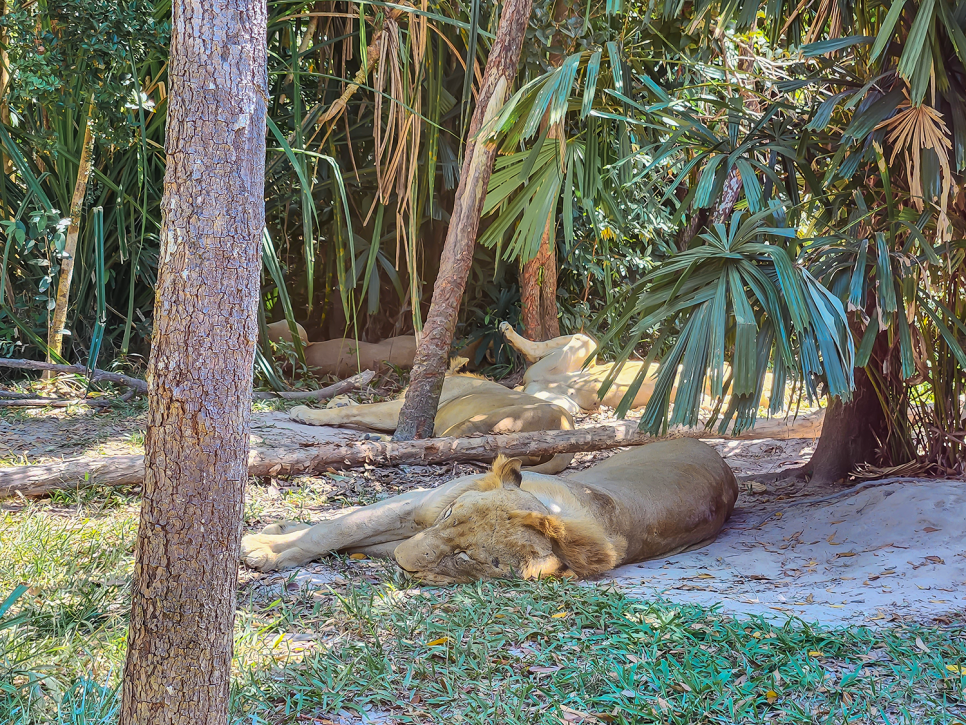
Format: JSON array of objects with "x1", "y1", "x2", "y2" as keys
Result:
[
  {"x1": 0, "y1": 358, "x2": 149, "y2": 393},
  {"x1": 252, "y1": 370, "x2": 374, "y2": 401},
  {"x1": 0, "y1": 421, "x2": 656, "y2": 498},
  {"x1": 0, "y1": 397, "x2": 115, "y2": 408}
]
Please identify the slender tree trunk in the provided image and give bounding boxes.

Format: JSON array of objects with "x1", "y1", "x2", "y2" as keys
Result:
[
  {"x1": 117, "y1": 0, "x2": 266, "y2": 719},
  {"x1": 45, "y1": 99, "x2": 94, "y2": 370},
  {"x1": 520, "y1": 1, "x2": 569, "y2": 341},
  {"x1": 520, "y1": 120, "x2": 563, "y2": 341},
  {"x1": 393, "y1": 0, "x2": 533, "y2": 440}
]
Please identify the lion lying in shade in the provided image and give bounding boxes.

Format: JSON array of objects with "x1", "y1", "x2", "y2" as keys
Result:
[
  {"x1": 241, "y1": 438, "x2": 738, "y2": 580},
  {"x1": 266, "y1": 321, "x2": 417, "y2": 378},
  {"x1": 501, "y1": 323, "x2": 825, "y2": 438},
  {"x1": 289, "y1": 367, "x2": 576, "y2": 473}
]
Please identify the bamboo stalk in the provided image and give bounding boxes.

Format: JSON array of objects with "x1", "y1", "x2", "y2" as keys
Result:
[{"x1": 45, "y1": 97, "x2": 96, "y2": 371}]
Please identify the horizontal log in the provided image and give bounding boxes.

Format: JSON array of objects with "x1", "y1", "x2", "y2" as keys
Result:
[
  {"x1": 0, "y1": 422, "x2": 654, "y2": 498},
  {"x1": 252, "y1": 370, "x2": 374, "y2": 401},
  {"x1": 0, "y1": 408, "x2": 826, "y2": 499},
  {"x1": 0, "y1": 358, "x2": 148, "y2": 393},
  {"x1": 0, "y1": 397, "x2": 114, "y2": 408}
]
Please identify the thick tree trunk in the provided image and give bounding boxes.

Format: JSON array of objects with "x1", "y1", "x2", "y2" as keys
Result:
[
  {"x1": 520, "y1": 2, "x2": 569, "y2": 342},
  {"x1": 753, "y1": 367, "x2": 889, "y2": 485},
  {"x1": 393, "y1": 0, "x2": 533, "y2": 440},
  {"x1": 45, "y1": 99, "x2": 94, "y2": 371},
  {"x1": 802, "y1": 367, "x2": 889, "y2": 484},
  {"x1": 117, "y1": 0, "x2": 266, "y2": 720}
]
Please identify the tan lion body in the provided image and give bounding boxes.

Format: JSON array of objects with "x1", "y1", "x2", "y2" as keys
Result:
[
  {"x1": 303, "y1": 335, "x2": 417, "y2": 377},
  {"x1": 501, "y1": 324, "x2": 824, "y2": 438},
  {"x1": 241, "y1": 439, "x2": 739, "y2": 582},
  {"x1": 289, "y1": 373, "x2": 576, "y2": 473}
]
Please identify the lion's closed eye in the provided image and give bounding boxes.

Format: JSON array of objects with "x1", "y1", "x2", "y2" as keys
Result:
[{"x1": 436, "y1": 506, "x2": 454, "y2": 524}]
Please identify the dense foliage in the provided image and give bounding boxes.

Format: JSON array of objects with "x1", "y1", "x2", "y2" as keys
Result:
[{"x1": 0, "y1": 0, "x2": 963, "y2": 471}]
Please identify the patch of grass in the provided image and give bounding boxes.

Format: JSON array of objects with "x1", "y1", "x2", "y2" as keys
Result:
[{"x1": 0, "y1": 498, "x2": 963, "y2": 724}]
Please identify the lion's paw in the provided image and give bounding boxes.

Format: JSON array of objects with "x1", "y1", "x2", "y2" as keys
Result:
[
  {"x1": 260, "y1": 521, "x2": 311, "y2": 536},
  {"x1": 289, "y1": 405, "x2": 318, "y2": 425},
  {"x1": 240, "y1": 534, "x2": 279, "y2": 571},
  {"x1": 499, "y1": 321, "x2": 512, "y2": 334}
]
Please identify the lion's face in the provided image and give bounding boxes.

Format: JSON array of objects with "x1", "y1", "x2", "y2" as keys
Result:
[{"x1": 394, "y1": 457, "x2": 622, "y2": 585}]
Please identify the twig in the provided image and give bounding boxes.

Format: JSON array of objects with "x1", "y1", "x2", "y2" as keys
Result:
[
  {"x1": 751, "y1": 476, "x2": 916, "y2": 529},
  {"x1": 252, "y1": 370, "x2": 375, "y2": 401},
  {"x1": 0, "y1": 359, "x2": 148, "y2": 393}
]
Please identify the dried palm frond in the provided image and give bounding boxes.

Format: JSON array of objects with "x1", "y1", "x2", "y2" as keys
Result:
[{"x1": 876, "y1": 89, "x2": 954, "y2": 237}]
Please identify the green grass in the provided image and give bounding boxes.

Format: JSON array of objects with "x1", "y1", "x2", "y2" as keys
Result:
[{"x1": 0, "y1": 497, "x2": 964, "y2": 724}]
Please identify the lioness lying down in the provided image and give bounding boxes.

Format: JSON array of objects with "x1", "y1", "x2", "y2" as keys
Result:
[
  {"x1": 290, "y1": 371, "x2": 576, "y2": 473},
  {"x1": 501, "y1": 323, "x2": 825, "y2": 438},
  {"x1": 265, "y1": 321, "x2": 417, "y2": 378},
  {"x1": 241, "y1": 438, "x2": 738, "y2": 581}
]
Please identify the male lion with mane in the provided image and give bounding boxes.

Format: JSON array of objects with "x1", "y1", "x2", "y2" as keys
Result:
[{"x1": 242, "y1": 438, "x2": 738, "y2": 582}]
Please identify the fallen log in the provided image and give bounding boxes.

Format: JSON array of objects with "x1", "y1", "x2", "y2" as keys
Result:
[
  {"x1": 0, "y1": 397, "x2": 114, "y2": 408},
  {"x1": 0, "y1": 409, "x2": 827, "y2": 499},
  {"x1": 251, "y1": 370, "x2": 374, "y2": 401},
  {"x1": 0, "y1": 359, "x2": 149, "y2": 393},
  {"x1": 0, "y1": 421, "x2": 654, "y2": 498}
]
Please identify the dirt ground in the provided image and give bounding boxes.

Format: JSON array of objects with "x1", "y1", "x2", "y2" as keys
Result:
[{"x1": 2, "y1": 403, "x2": 964, "y2": 627}]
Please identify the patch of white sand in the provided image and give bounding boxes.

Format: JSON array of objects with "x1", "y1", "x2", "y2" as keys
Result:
[{"x1": 612, "y1": 478, "x2": 966, "y2": 625}]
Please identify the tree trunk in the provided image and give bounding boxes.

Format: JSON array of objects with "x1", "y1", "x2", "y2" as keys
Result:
[
  {"x1": 117, "y1": 0, "x2": 266, "y2": 719},
  {"x1": 754, "y1": 367, "x2": 889, "y2": 485},
  {"x1": 520, "y1": 2, "x2": 570, "y2": 341},
  {"x1": 802, "y1": 366, "x2": 889, "y2": 484},
  {"x1": 45, "y1": 98, "x2": 95, "y2": 371},
  {"x1": 520, "y1": 124, "x2": 563, "y2": 341},
  {"x1": 393, "y1": 0, "x2": 533, "y2": 440}
]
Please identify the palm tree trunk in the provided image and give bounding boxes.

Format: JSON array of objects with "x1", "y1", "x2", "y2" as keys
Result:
[
  {"x1": 393, "y1": 0, "x2": 534, "y2": 440},
  {"x1": 521, "y1": 119, "x2": 563, "y2": 341},
  {"x1": 117, "y1": 0, "x2": 267, "y2": 718},
  {"x1": 520, "y1": 0, "x2": 570, "y2": 340},
  {"x1": 45, "y1": 98, "x2": 94, "y2": 369}
]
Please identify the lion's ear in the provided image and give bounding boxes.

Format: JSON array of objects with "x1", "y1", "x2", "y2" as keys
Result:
[
  {"x1": 478, "y1": 455, "x2": 523, "y2": 491},
  {"x1": 493, "y1": 456, "x2": 523, "y2": 488},
  {"x1": 513, "y1": 511, "x2": 624, "y2": 578}
]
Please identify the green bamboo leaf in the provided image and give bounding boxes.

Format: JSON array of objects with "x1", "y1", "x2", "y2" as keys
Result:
[
  {"x1": 875, "y1": 232, "x2": 897, "y2": 320},
  {"x1": 871, "y1": 0, "x2": 908, "y2": 61},
  {"x1": 694, "y1": 155, "x2": 724, "y2": 208},
  {"x1": 582, "y1": 50, "x2": 602, "y2": 118},
  {"x1": 848, "y1": 238, "x2": 869, "y2": 310},
  {"x1": 897, "y1": 0, "x2": 936, "y2": 83},
  {"x1": 800, "y1": 35, "x2": 873, "y2": 56},
  {"x1": 843, "y1": 89, "x2": 903, "y2": 140},
  {"x1": 855, "y1": 317, "x2": 880, "y2": 367}
]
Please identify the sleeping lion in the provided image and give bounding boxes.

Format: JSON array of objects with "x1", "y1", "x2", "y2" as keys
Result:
[{"x1": 241, "y1": 438, "x2": 738, "y2": 582}]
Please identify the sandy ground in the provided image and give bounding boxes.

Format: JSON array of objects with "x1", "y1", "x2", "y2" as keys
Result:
[{"x1": 3, "y1": 404, "x2": 964, "y2": 627}]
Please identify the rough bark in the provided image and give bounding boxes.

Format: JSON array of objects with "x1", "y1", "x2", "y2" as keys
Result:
[
  {"x1": 45, "y1": 98, "x2": 95, "y2": 371},
  {"x1": 117, "y1": 0, "x2": 267, "y2": 720},
  {"x1": 801, "y1": 367, "x2": 889, "y2": 484},
  {"x1": 393, "y1": 0, "x2": 533, "y2": 440},
  {"x1": 520, "y1": 129, "x2": 562, "y2": 341}
]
